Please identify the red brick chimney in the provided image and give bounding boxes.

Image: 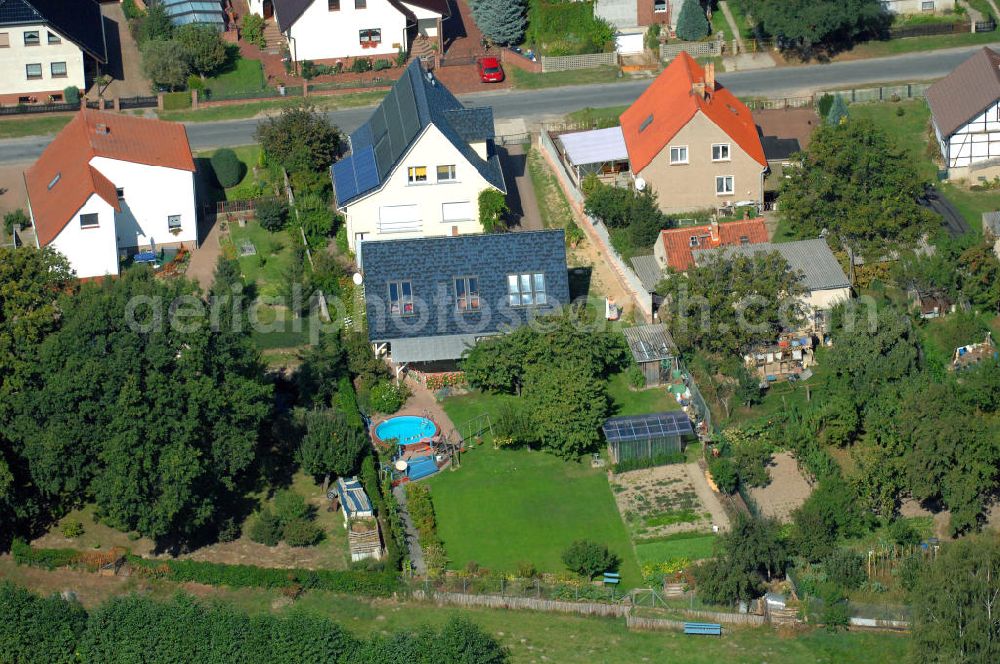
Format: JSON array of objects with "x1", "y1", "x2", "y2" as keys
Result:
[
  {"x1": 705, "y1": 63, "x2": 716, "y2": 93},
  {"x1": 709, "y1": 220, "x2": 720, "y2": 243}
]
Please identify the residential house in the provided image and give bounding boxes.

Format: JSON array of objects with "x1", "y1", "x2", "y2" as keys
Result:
[
  {"x1": 595, "y1": 0, "x2": 673, "y2": 53},
  {"x1": 332, "y1": 60, "x2": 505, "y2": 252},
  {"x1": 619, "y1": 53, "x2": 768, "y2": 213},
  {"x1": 360, "y1": 230, "x2": 570, "y2": 369},
  {"x1": 927, "y1": 47, "x2": 1000, "y2": 180},
  {"x1": 24, "y1": 110, "x2": 197, "y2": 279},
  {"x1": 694, "y1": 238, "x2": 852, "y2": 324},
  {"x1": 0, "y1": 0, "x2": 107, "y2": 105},
  {"x1": 653, "y1": 218, "x2": 769, "y2": 272},
  {"x1": 880, "y1": 0, "x2": 956, "y2": 14},
  {"x1": 253, "y1": 0, "x2": 449, "y2": 63}
]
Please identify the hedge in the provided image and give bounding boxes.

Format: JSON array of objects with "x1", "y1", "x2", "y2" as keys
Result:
[
  {"x1": 125, "y1": 557, "x2": 400, "y2": 596},
  {"x1": 11, "y1": 539, "x2": 80, "y2": 570},
  {"x1": 12, "y1": 542, "x2": 399, "y2": 596}
]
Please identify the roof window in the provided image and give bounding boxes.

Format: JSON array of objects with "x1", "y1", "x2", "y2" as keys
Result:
[
  {"x1": 47, "y1": 173, "x2": 60, "y2": 190},
  {"x1": 639, "y1": 114, "x2": 653, "y2": 132}
]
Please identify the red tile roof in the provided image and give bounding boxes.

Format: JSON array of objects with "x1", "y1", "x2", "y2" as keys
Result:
[
  {"x1": 659, "y1": 218, "x2": 769, "y2": 271},
  {"x1": 620, "y1": 52, "x2": 767, "y2": 174},
  {"x1": 25, "y1": 110, "x2": 195, "y2": 246}
]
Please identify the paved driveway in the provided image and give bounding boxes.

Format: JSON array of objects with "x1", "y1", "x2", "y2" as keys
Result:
[{"x1": 94, "y1": 3, "x2": 152, "y2": 98}]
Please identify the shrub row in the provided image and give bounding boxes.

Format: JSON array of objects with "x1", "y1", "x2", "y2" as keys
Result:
[
  {"x1": 611, "y1": 452, "x2": 685, "y2": 474},
  {"x1": 404, "y1": 483, "x2": 447, "y2": 573},
  {"x1": 11, "y1": 541, "x2": 399, "y2": 596},
  {"x1": 126, "y1": 556, "x2": 400, "y2": 596}
]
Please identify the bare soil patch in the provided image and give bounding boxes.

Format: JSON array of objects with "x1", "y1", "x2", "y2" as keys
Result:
[
  {"x1": 610, "y1": 465, "x2": 712, "y2": 539},
  {"x1": 748, "y1": 452, "x2": 813, "y2": 523}
]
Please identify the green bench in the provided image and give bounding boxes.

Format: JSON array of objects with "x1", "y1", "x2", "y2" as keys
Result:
[{"x1": 683, "y1": 622, "x2": 722, "y2": 636}]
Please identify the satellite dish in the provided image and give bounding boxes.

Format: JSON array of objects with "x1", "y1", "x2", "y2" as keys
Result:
[
  {"x1": 352, "y1": 272, "x2": 363, "y2": 286},
  {"x1": 394, "y1": 460, "x2": 408, "y2": 472},
  {"x1": 635, "y1": 177, "x2": 646, "y2": 191}
]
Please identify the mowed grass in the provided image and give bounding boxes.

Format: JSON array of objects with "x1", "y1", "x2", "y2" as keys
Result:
[
  {"x1": 435, "y1": 391, "x2": 642, "y2": 585},
  {"x1": 204, "y1": 56, "x2": 266, "y2": 97},
  {"x1": 607, "y1": 370, "x2": 681, "y2": 417},
  {"x1": 0, "y1": 113, "x2": 72, "y2": 138},
  {"x1": 510, "y1": 66, "x2": 622, "y2": 90},
  {"x1": 635, "y1": 531, "x2": 717, "y2": 563},
  {"x1": 0, "y1": 559, "x2": 909, "y2": 664}
]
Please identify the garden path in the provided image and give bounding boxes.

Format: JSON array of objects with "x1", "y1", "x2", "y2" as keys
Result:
[
  {"x1": 186, "y1": 215, "x2": 223, "y2": 292},
  {"x1": 718, "y1": 1, "x2": 746, "y2": 53},
  {"x1": 392, "y1": 485, "x2": 427, "y2": 574},
  {"x1": 685, "y1": 461, "x2": 731, "y2": 532}
]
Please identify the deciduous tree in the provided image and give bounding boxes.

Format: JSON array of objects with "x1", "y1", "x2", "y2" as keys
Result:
[
  {"x1": 176, "y1": 24, "x2": 228, "y2": 77},
  {"x1": 255, "y1": 104, "x2": 343, "y2": 173},
  {"x1": 141, "y1": 39, "x2": 191, "y2": 90}
]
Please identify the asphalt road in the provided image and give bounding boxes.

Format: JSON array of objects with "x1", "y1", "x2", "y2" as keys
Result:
[{"x1": 1, "y1": 42, "x2": 997, "y2": 164}]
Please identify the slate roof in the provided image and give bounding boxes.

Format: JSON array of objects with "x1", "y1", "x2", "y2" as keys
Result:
[
  {"x1": 0, "y1": 0, "x2": 107, "y2": 62},
  {"x1": 360, "y1": 230, "x2": 570, "y2": 352},
  {"x1": 927, "y1": 47, "x2": 1000, "y2": 138},
  {"x1": 25, "y1": 110, "x2": 195, "y2": 246},
  {"x1": 694, "y1": 239, "x2": 850, "y2": 291},
  {"x1": 332, "y1": 61, "x2": 504, "y2": 207},
  {"x1": 659, "y1": 218, "x2": 769, "y2": 271},
  {"x1": 620, "y1": 53, "x2": 766, "y2": 174}
]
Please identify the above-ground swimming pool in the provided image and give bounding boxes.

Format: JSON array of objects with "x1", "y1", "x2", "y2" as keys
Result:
[{"x1": 375, "y1": 415, "x2": 438, "y2": 446}]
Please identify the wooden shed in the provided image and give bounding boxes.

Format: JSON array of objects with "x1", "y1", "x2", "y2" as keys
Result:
[{"x1": 622, "y1": 324, "x2": 678, "y2": 387}]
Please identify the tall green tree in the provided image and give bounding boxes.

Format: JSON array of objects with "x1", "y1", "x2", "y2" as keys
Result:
[
  {"x1": 911, "y1": 535, "x2": 1000, "y2": 663},
  {"x1": 825, "y1": 94, "x2": 848, "y2": 126},
  {"x1": 297, "y1": 408, "x2": 367, "y2": 488},
  {"x1": 658, "y1": 251, "x2": 808, "y2": 355},
  {"x1": 778, "y1": 119, "x2": 937, "y2": 259},
  {"x1": 255, "y1": 104, "x2": 344, "y2": 174},
  {"x1": 176, "y1": 24, "x2": 228, "y2": 77},
  {"x1": 0, "y1": 582, "x2": 87, "y2": 664},
  {"x1": 9, "y1": 269, "x2": 271, "y2": 542},
  {"x1": 470, "y1": 0, "x2": 528, "y2": 46},
  {"x1": 753, "y1": 0, "x2": 886, "y2": 58},
  {"x1": 141, "y1": 39, "x2": 191, "y2": 90},
  {"x1": 524, "y1": 361, "x2": 609, "y2": 458},
  {"x1": 676, "y1": 0, "x2": 710, "y2": 41}
]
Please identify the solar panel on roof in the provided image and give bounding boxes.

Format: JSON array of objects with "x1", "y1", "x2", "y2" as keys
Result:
[{"x1": 601, "y1": 412, "x2": 693, "y2": 443}]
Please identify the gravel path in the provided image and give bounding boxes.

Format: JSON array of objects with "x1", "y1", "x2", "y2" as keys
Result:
[
  {"x1": 685, "y1": 461, "x2": 731, "y2": 532},
  {"x1": 392, "y1": 484, "x2": 426, "y2": 575}
]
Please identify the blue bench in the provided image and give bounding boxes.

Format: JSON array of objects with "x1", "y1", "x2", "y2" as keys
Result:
[
  {"x1": 683, "y1": 622, "x2": 722, "y2": 636},
  {"x1": 602, "y1": 572, "x2": 620, "y2": 585}
]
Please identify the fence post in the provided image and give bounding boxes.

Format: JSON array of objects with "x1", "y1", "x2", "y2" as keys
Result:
[
  {"x1": 157, "y1": 92, "x2": 164, "y2": 111},
  {"x1": 191, "y1": 89, "x2": 199, "y2": 110},
  {"x1": 113, "y1": 96, "x2": 120, "y2": 113},
  {"x1": 303, "y1": 81, "x2": 309, "y2": 98}
]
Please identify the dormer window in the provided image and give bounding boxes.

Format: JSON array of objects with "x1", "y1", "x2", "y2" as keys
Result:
[
  {"x1": 689, "y1": 236, "x2": 699, "y2": 248},
  {"x1": 740, "y1": 235, "x2": 750, "y2": 246}
]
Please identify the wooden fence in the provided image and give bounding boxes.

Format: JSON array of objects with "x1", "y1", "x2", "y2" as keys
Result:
[
  {"x1": 625, "y1": 615, "x2": 687, "y2": 631},
  {"x1": 540, "y1": 51, "x2": 617, "y2": 73},
  {"x1": 660, "y1": 39, "x2": 724, "y2": 62},
  {"x1": 685, "y1": 608, "x2": 766, "y2": 625},
  {"x1": 413, "y1": 589, "x2": 632, "y2": 617}
]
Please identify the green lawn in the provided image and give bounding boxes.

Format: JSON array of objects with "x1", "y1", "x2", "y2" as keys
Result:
[
  {"x1": 607, "y1": 370, "x2": 681, "y2": 417},
  {"x1": 526, "y1": 147, "x2": 576, "y2": 232},
  {"x1": 635, "y1": 531, "x2": 718, "y2": 563},
  {"x1": 204, "y1": 56, "x2": 266, "y2": 97},
  {"x1": 510, "y1": 66, "x2": 622, "y2": 90},
  {"x1": 226, "y1": 220, "x2": 297, "y2": 300},
  {"x1": 0, "y1": 114, "x2": 72, "y2": 138},
  {"x1": 196, "y1": 145, "x2": 265, "y2": 202},
  {"x1": 434, "y1": 391, "x2": 642, "y2": 585},
  {"x1": 838, "y1": 30, "x2": 1000, "y2": 59},
  {"x1": 565, "y1": 104, "x2": 627, "y2": 128}
]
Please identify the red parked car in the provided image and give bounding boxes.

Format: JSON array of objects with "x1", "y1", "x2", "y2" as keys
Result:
[{"x1": 477, "y1": 57, "x2": 505, "y2": 83}]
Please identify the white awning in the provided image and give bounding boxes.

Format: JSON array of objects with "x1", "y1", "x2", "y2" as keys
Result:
[
  {"x1": 559, "y1": 126, "x2": 629, "y2": 167},
  {"x1": 390, "y1": 334, "x2": 480, "y2": 363}
]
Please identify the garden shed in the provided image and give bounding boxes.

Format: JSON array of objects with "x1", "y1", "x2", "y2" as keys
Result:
[
  {"x1": 335, "y1": 476, "x2": 374, "y2": 525},
  {"x1": 622, "y1": 324, "x2": 677, "y2": 387},
  {"x1": 602, "y1": 411, "x2": 693, "y2": 465}
]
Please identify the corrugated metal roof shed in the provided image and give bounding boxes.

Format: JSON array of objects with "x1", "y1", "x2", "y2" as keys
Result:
[
  {"x1": 695, "y1": 239, "x2": 850, "y2": 291},
  {"x1": 622, "y1": 324, "x2": 676, "y2": 363},
  {"x1": 630, "y1": 254, "x2": 664, "y2": 292}
]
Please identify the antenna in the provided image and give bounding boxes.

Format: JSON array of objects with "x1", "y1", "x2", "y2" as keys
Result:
[
  {"x1": 352, "y1": 272, "x2": 363, "y2": 286},
  {"x1": 635, "y1": 177, "x2": 646, "y2": 191}
]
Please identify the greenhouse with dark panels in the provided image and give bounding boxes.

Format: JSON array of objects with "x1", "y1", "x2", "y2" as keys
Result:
[{"x1": 601, "y1": 411, "x2": 693, "y2": 464}]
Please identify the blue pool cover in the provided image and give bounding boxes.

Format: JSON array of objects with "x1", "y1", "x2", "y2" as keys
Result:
[{"x1": 407, "y1": 456, "x2": 438, "y2": 481}]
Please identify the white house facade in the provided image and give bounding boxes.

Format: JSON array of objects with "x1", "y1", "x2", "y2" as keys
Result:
[
  {"x1": 332, "y1": 61, "x2": 505, "y2": 253},
  {"x1": 880, "y1": 0, "x2": 956, "y2": 14},
  {"x1": 928, "y1": 48, "x2": 1000, "y2": 180},
  {"x1": 268, "y1": 0, "x2": 447, "y2": 62},
  {"x1": 0, "y1": 0, "x2": 106, "y2": 105},
  {"x1": 24, "y1": 110, "x2": 197, "y2": 279}
]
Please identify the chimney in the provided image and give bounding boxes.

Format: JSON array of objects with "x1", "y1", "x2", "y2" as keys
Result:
[
  {"x1": 691, "y1": 80, "x2": 705, "y2": 98},
  {"x1": 709, "y1": 220, "x2": 720, "y2": 243},
  {"x1": 705, "y1": 63, "x2": 715, "y2": 93}
]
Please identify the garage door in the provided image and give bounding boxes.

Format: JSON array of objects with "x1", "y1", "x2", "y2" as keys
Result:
[
  {"x1": 442, "y1": 201, "x2": 475, "y2": 222},
  {"x1": 378, "y1": 204, "x2": 421, "y2": 233},
  {"x1": 616, "y1": 32, "x2": 644, "y2": 55}
]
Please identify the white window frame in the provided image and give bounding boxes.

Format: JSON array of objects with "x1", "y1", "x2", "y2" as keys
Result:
[
  {"x1": 715, "y1": 175, "x2": 734, "y2": 195},
  {"x1": 168, "y1": 214, "x2": 182, "y2": 230},
  {"x1": 711, "y1": 143, "x2": 731, "y2": 162},
  {"x1": 507, "y1": 273, "x2": 546, "y2": 307},
  {"x1": 921, "y1": 1, "x2": 935, "y2": 11},
  {"x1": 669, "y1": 145, "x2": 688, "y2": 164},
  {"x1": 388, "y1": 280, "x2": 414, "y2": 316},
  {"x1": 437, "y1": 164, "x2": 456, "y2": 182},
  {"x1": 80, "y1": 213, "x2": 99, "y2": 229},
  {"x1": 653, "y1": 0, "x2": 667, "y2": 13},
  {"x1": 455, "y1": 276, "x2": 481, "y2": 312},
  {"x1": 407, "y1": 166, "x2": 428, "y2": 184}
]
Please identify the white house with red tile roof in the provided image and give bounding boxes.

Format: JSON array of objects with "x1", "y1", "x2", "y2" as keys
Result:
[{"x1": 23, "y1": 110, "x2": 197, "y2": 279}]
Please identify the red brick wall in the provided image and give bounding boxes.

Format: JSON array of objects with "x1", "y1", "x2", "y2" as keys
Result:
[
  {"x1": 638, "y1": 0, "x2": 670, "y2": 27},
  {"x1": 0, "y1": 89, "x2": 66, "y2": 105},
  {"x1": 500, "y1": 49, "x2": 541, "y2": 74}
]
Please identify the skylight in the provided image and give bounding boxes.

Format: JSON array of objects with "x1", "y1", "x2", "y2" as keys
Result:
[
  {"x1": 47, "y1": 173, "x2": 61, "y2": 190},
  {"x1": 639, "y1": 114, "x2": 654, "y2": 132}
]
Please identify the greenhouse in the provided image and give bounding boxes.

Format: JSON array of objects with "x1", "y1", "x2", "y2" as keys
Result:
[
  {"x1": 154, "y1": 0, "x2": 227, "y2": 29},
  {"x1": 602, "y1": 411, "x2": 693, "y2": 464}
]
